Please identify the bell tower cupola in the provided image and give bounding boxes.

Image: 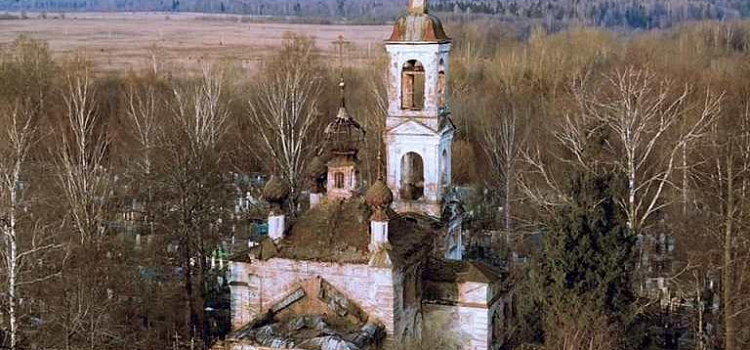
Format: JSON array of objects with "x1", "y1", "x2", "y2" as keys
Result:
[
  {"x1": 384, "y1": 0, "x2": 454, "y2": 217},
  {"x1": 324, "y1": 79, "x2": 366, "y2": 200}
]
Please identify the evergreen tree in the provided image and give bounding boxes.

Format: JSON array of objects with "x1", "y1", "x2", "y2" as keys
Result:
[
  {"x1": 533, "y1": 171, "x2": 636, "y2": 348},
  {"x1": 541, "y1": 171, "x2": 634, "y2": 313}
]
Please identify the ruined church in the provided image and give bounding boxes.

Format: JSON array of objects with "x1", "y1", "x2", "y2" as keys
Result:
[{"x1": 224, "y1": 1, "x2": 511, "y2": 349}]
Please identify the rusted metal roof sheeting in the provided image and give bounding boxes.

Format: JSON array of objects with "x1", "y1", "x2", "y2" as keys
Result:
[{"x1": 387, "y1": 13, "x2": 450, "y2": 43}]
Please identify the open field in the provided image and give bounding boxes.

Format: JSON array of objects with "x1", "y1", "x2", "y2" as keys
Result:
[{"x1": 0, "y1": 12, "x2": 392, "y2": 74}]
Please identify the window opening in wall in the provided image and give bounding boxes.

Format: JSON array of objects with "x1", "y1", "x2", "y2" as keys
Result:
[
  {"x1": 440, "y1": 149, "x2": 448, "y2": 187},
  {"x1": 437, "y1": 58, "x2": 446, "y2": 108},
  {"x1": 334, "y1": 172, "x2": 345, "y2": 189},
  {"x1": 400, "y1": 152, "x2": 424, "y2": 200},
  {"x1": 401, "y1": 60, "x2": 425, "y2": 110}
]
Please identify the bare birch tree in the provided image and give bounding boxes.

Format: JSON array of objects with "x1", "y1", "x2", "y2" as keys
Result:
[
  {"x1": 481, "y1": 107, "x2": 528, "y2": 244},
  {"x1": 248, "y1": 36, "x2": 322, "y2": 215},
  {"x1": 361, "y1": 60, "x2": 389, "y2": 185},
  {"x1": 0, "y1": 101, "x2": 60, "y2": 350},
  {"x1": 123, "y1": 77, "x2": 165, "y2": 239},
  {"x1": 58, "y1": 70, "x2": 111, "y2": 245},
  {"x1": 517, "y1": 109, "x2": 595, "y2": 215},
  {"x1": 172, "y1": 66, "x2": 230, "y2": 157},
  {"x1": 698, "y1": 104, "x2": 750, "y2": 350},
  {"x1": 55, "y1": 65, "x2": 119, "y2": 350},
  {"x1": 574, "y1": 68, "x2": 722, "y2": 235},
  {"x1": 0, "y1": 36, "x2": 60, "y2": 350},
  {"x1": 125, "y1": 81, "x2": 159, "y2": 177},
  {"x1": 164, "y1": 64, "x2": 231, "y2": 348}
]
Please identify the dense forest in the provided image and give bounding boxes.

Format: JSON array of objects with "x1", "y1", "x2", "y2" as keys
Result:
[
  {"x1": 0, "y1": 13, "x2": 750, "y2": 350},
  {"x1": 1, "y1": 0, "x2": 750, "y2": 28}
]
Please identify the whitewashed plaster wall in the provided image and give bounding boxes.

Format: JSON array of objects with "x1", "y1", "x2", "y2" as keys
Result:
[
  {"x1": 385, "y1": 121, "x2": 453, "y2": 217},
  {"x1": 423, "y1": 303, "x2": 492, "y2": 350},
  {"x1": 384, "y1": 42, "x2": 454, "y2": 217},
  {"x1": 384, "y1": 42, "x2": 452, "y2": 127},
  {"x1": 421, "y1": 278, "x2": 507, "y2": 350}
]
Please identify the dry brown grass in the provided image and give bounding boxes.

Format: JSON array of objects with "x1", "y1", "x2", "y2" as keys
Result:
[{"x1": 0, "y1": 12, "x2": 391, "y2": 74}]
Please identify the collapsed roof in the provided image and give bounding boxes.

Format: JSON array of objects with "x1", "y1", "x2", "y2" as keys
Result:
[
  {"x1": 229, "y1": 277, "x2": 385, "y2": 350},
  {"x1": 231, "y1": 199, "x2": 439, "y2": 267}
]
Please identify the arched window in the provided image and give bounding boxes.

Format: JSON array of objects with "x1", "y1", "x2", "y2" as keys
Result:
[
  {"x1": 437, "y1": 58, "x2": 446, "y2": 108},
  {"x1": 401, "y1": 60, "x2": 425, "y2": 110},
  {"x1": 440, "y1": 149, "x2": 448, "y2": 187},
  {"x1": 334, "y1": 172, "x2": 345, "y2": 189},
  {"x1": 400, "y1": 152, "x2": 424, "y2": 200}
]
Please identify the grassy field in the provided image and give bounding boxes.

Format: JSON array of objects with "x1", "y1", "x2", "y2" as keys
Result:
[{"x1": 0, "y1": 12, "x2": 391, "y2": 74}]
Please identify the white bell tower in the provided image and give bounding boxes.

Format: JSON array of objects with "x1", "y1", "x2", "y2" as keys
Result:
[{"x1": 384, "y1": 0, "x2": 454, "y2": 217}]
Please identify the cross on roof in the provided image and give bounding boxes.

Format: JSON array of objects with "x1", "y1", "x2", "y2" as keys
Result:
[
  {"x1": 331, "y1": 35, "x2": 351, "y2": 108},
  {"x1": 408, "y1": 0, "x2": 427, "y2": 14},
  {"x1": 331, "y1": 35, "x2": 351, "y2": 74}
]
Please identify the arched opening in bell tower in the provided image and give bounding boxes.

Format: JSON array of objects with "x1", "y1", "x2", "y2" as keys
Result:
[
  {"x1": 438, "y1": 58, "x2": 446, "y2": 108},
  {"x1": 400, "y1": 152, "x2": 424, "y2": 200},
  {"x1": 401, "y1": 60, "x2": 425, "y2": 111}
]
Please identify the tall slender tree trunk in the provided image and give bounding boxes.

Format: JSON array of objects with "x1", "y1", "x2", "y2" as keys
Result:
[
  {"x1": 504, "y1": 172, "x2": 512, "y2": 244},
  {"x1": 682, "y1": 142, "x2": 688, "y2": 215},
  {"x1": 199, "y1": 230, "x2": 210, "y2": 349},
  {"x1": 695, "y1": 272, "x2": 704, "y2": 350},
  {"x1": 182, "y1": 206, "x2": 197, "y2": 343},
  {"x1": 7, "y1": 199, "x2": 17, "y2": 350},
  {"x1": 723, "y1": 150, "x2": 735, "y2": 350},
  {"x1": 5, "y1": 153, "x2": 21, "y2": 350},
  {"x1": 627, "y1": 156, "x2": 636, "y2": 233}
]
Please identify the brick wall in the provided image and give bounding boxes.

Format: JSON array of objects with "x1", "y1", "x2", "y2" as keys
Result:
[{"x1": 229, "y1": 258, "x2": 396, "y2": 342}]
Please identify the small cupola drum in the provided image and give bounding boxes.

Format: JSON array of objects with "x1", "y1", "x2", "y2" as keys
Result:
[{"x1": 324, "y1": 79, "x2": 366, "y2": 200}]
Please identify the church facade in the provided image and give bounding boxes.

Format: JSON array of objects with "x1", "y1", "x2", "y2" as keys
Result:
[{"x1": 223, "y1": 1, "x2": 511, "y2": 350}]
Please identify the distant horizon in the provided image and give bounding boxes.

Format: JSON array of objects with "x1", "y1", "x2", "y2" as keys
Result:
[{"x1": 2, "y1": 0, "x2": 748, "y2": 30}]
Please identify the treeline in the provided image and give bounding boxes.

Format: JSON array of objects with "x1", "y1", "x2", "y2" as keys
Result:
[
  {"x1": 0, "y1": 17, "x2": 749, "y2": 350},
  {"x1": 2, "y1": 0, "x2": 750, "y2": 28},
  {"x1": 0, "y1": 0, "x2": 404, "y2": 22},
  {"x1": 434, "y1": 0, "x2": 749, "y2": 28}
]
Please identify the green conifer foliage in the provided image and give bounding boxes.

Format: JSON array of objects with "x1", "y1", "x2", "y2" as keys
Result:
[{"x1": 535, "y1": 171, "x2": 637, "y2": 348}]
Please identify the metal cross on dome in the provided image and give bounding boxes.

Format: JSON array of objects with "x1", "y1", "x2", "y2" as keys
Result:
[
  {"x1": 331, "y1": 35, "x2": 351, "y2": 76},
  {"x1": 409, "y1": 0, "x2": 427, "y2": 13}
]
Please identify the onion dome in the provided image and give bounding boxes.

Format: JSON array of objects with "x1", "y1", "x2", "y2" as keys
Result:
[
  {"x1": 387, "y1": 0, "x2": 450, "y2": 43},
  {"x1": 306, "y1": 155, "x2": 327, "y2": 193},
  {"x1": 324, "y1": 80, "x2": 365, "y2": 157},
  {"x1": 366, "y1": 179, "x2": 393, "y2": 222},
  {"x1": 365, "y1": 179, "x2": 394, "y2": 209},
  {"x1": 307, "y1": 156, "x2": 327, "y2": 179},
  {"x1": 262, "y1": 175, "x2": 289, "y2": 208}
]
